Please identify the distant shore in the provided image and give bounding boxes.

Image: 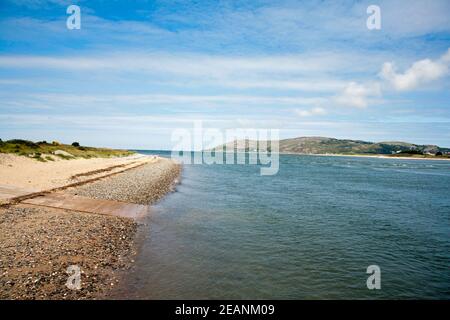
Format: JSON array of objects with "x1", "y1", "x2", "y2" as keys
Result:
[
  {"x1": 209, "y1": 150, "x2": 450, "y2": 161},
  {"x1": 284, "y1": 152, "x2": 450, "y2": 161},
  {"x1": 0, "y1": 153, "x2": 181, "y2": 299}
]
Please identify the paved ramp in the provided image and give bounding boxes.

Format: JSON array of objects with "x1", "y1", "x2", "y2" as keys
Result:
[
  {"x1": 0, "y1": 184, "x2": 38, "y2": 202},
  {"x1": 22, "y1": 192, "x2": 148, "y2": 219}
]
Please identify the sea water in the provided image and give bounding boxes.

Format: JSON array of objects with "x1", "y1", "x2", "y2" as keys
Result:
[{"x1": 117, "y1": 151, "x2": 450, "y2": 299}]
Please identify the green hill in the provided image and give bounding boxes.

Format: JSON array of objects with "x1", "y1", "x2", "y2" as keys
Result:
[{"x1": 211, "y1": 136, "x2": 450, "y2": 156}]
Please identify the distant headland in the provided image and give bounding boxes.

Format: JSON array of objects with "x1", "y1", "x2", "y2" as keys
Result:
[{"x1": 211, "y1": 136, "x2": 450, "y2": 159}]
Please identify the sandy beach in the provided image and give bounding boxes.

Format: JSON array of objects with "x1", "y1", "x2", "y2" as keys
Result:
[
  {"x1": 0, "y1": 153, "x2": 156, "y2": 191},
  {"x1": 0, "y1": 153, "x2": 181, "y2": 299}
]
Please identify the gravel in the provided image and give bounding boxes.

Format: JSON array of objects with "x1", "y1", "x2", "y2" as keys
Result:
[
  {"x1": 0, "y1": 205, "x2": 137, "y2": 300},
  {"x1": 68, "y1": 157, "x2": 181, "y2": 205},
  {"x1": 0, "y1": 157, "x2": 181, "y2": 299}
]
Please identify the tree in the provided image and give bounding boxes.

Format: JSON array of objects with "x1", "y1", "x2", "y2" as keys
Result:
[{"x1": 72, "y1": 142, "x2": 80, "y2": 147}]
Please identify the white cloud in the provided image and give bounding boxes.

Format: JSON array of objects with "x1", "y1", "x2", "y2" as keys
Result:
[
  {"x1": 334, "y1": 82, "x2": 381, "y2": 108},
  {"x1": 380, "y1": 48, "x2": 450, "y2": 91},
  {"x1": 294, "y1": 107, "x2": 327, "y2": 117},
  {"x1": 334, "y1": 48, "x2": 450, "y2": 109}
]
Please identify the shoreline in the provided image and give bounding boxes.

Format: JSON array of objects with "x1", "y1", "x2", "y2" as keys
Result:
[
  {"x1": 206, "y1": 150, "x2": 450, "y2": 161},
  {"x1": 279, "y1": 152, "x2": 450, "y2": 161},
  {"x1": 0, "y1": 154, "x2": 181, "y2": 299}
]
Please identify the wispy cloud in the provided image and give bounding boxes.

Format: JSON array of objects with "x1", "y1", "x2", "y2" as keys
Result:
[
  {"x1": 294, "y1": 107, "x2": 328, "y2": 117},
  {"x1": 0, "y1": 92, "x2": 329, "y2": 110},
  {"x1": 0, "y1": 52, "x2": 366, "y2": 75}
]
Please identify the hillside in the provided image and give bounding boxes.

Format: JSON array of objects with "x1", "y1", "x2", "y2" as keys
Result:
[
  {"x1": 0, "y1": 139, "x2": 134, "y2": 162},
  {"x1": 211, "y1": 137, "x2": 450, "y2": 156}
]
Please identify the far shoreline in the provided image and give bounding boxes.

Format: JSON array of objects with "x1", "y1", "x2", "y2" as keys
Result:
[
  {"x1": 281, "y1": 152, "x2": 450, "y2": 161},
  {"x1": 202, "y1": 149, "x2": 450, "y2": 161}
]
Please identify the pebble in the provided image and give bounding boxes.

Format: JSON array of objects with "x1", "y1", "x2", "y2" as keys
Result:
[
  {"x1": 0, "y1": 205, "x2": 137, "y2": 300},
  {"x1": 69, "y1": 158, "x2": 181, "y2": 205}
]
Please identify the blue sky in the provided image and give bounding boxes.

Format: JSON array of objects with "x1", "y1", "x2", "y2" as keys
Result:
[{"x1": 0, "y1": 0, "x2": 450, "y2": 149}]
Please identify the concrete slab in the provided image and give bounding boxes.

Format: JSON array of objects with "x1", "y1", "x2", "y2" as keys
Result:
[
  {"x1": 0, "y1": 184, "x2": 38, "y2": 202},
  {"x1": 22, "y1": 192, "x2": 148, "y2": 219}
]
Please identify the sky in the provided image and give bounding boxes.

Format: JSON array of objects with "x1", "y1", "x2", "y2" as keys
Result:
[{"x1": 0, "y1": 0, "x2": 450, "y2": 149}]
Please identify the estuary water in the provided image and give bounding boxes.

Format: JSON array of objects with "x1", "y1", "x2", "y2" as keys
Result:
[{"x1": 118, "y1": 151, "x2": 450, "y2": 299}]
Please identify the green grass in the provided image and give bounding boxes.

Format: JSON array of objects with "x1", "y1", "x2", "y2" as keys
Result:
[{"x1": 0, "y1": 139, "x2": 135, "y2": 161}]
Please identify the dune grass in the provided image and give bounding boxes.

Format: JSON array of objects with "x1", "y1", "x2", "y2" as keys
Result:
[{"x1": 0, "y1": 139, "x2": 135, "y2": 162}]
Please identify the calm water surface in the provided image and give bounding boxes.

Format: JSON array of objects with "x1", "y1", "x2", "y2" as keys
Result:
[{"x1": 117, "y1": 152, "x2": 450, "y2": 299}]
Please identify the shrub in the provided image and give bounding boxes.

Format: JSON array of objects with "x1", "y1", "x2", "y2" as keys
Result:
[
  {"x1": 72, "y1": 142, "x2": 80, "y2": 147},
  {"x1": 399, "y1": 150, "x2": 423, "y2": 155},
  {"x1": 7, "y1": 139, "x2": 39, "y2": 148},
  {"x1": 52, "y1": 141, "x2": 61, "y2": 146}
]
